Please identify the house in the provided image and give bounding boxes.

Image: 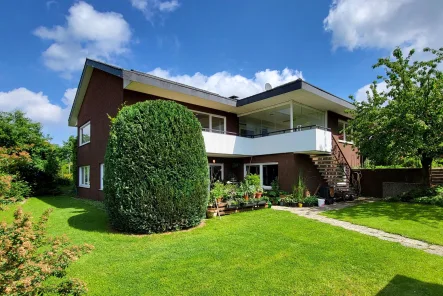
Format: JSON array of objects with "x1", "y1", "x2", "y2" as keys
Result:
[{"x1": 69, "y1": 59, "x2": 359, "y2": 200}]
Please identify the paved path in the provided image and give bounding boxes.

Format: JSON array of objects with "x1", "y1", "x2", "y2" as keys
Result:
[{"x1": 273, "y1": 201, "x2": 443, "y2": 257}]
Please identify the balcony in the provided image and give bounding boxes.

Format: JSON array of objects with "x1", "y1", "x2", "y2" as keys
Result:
[{"x1": 203, "y1": 125, "x2": 332, "y2": 157}]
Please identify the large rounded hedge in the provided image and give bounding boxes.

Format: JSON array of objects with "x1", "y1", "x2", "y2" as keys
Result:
[{"x1": 104, "y1": 100, "x2": 209, "y2": 234}]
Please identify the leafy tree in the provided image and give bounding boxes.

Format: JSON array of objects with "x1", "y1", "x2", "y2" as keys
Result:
[
  {"x1": 0, "y1": 111, "x2": 62, "y2": 195},
  {"x1": 348, "y1": 47, "x2": 443, "y2": 186}
]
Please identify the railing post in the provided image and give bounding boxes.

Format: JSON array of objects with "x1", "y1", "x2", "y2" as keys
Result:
[{"x1": 290, "y1": 101, "x2": 294, "y2": 132}]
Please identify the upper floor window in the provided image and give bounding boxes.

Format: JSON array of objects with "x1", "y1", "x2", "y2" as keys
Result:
[
  {"x1": 338, "y1": 120, "x2": 352, "y2": 143},
  {"x1": 192, "y1": 111, "x2": 226, "y2": 134},
  {"x1": 79, "y1": 122, "x2": 91, "y2": 146}
]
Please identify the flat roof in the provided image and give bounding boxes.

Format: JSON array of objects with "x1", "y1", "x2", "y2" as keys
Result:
[{"x1": 68, "y1": 59, "x2": 354, "y2": 126}]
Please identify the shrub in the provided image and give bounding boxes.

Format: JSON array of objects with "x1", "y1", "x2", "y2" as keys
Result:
[
  {"x1": 245, "y1": 174, "x2": 260, "y2": 190},
  {"x1": 388, "y1": 185, "x2": 443, "y2": 207},
  {"x1": 0, "y1": 207, "x2": 93, "y2": 295},
  {"x1": 0, "y1": 173, "x2": 31, "y2": 204},
  {"x1": 104, "y1": 100, "x2": 209, "y2": 234},
  {"x1": 303, "y1": 196, "x2": 319, "y2": 207}
]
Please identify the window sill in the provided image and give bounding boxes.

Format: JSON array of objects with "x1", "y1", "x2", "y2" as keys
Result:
[
  {"x1": 79, "y1": 185, "x2": 90, "y2": 188},
  {"x1": 79, "y1": 141, "x2": 90, "y2": 147}
]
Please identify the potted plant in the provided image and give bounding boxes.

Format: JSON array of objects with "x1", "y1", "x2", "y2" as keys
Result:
[
  {"x1": 210, "y1": 181, "x2": 225, "y2": 203},
  {"x1": 292, "y1": 175, "x2": 306, "y2": 208},
  {"x1": 255, "y1": 187, "x2": 264, "y2": 199},
  {"x1": 239, "y1": 181, "x2": 250, "y2": 201}
]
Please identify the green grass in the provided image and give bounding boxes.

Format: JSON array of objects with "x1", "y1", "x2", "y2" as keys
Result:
[
  {"x1": 2, "y1": 197, "x2": 443, "y2": 295},
  {"x1": 322, "y1": 201, "x2": 443, "y2": 246}
]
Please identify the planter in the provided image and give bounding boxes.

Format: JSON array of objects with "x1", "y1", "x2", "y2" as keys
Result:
[
  {"x1": 257, "y1": 200, "x2": 267, "y2": 206},
  {"x1": 243, "y1": 194, "x2": 249, "y2": 201},
  {"x1": 267, "y1": 202, "x2": 272, "y2": 208},
  {"x1": 206, "y1": 210, "x2": 217, "y2": 218},
  {"x1": 297, "y1": 202, "x2": 303, "y2": 208},
  {"x1": 279, "y1": 201, "x2": 285, "y2": 206},
  {"x1": 255, "y1": 192, "x2": 263, "y2": 199},
  {"x1": 317, "y1": 198, "x2": 325, "y2": 207},
  {"x1": 216, "y1": 197, "x2": 223, "y2": 203}
]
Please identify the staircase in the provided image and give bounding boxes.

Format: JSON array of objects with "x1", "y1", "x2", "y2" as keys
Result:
[
  {"x1": 310, "y1": 155, "x2": 353, "y2": 193},
  {"x1": 432, "y1": 168, "x2": 443, "y2": 185},
  {"x1": 310, "y1": 136, "x2": 356, "y2": 195}
]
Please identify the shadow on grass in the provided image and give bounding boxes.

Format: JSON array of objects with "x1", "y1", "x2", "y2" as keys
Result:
[
  {"x1": 328, "y1": 202, "x2": 443, "y2": 228},
  {"x1": 36, "y1": 196, "x2": 110, "y2": 233},
  {"x1": 377, "y1": 275, "x2": 443, "y2": 296}
]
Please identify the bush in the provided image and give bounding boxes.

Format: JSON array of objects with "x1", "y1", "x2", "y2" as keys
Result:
[
  {"x1": 0, "y1": 207, "x2": 93, "y2": 295},
  {"x1": 388, "y1": 186, "x2": 443, "y2": 207},
  {"x1": 0, "y1": 173, "x2": 31, "y2": 204},
  {"x1": 104, "y1": 100, "x2": 209, "y2": 234},
  {"x1": 303, "y1": 196, "x2": 319, "y2": 207}
]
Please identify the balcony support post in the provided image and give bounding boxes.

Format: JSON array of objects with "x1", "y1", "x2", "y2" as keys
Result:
[{"x1": 290, "y1": 100, "x2": 294, "y2": 132}]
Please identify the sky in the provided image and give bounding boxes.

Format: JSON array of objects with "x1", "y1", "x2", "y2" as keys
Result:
[{"x1": 0, "y1": 0, "x2": 442, "y2": 144}]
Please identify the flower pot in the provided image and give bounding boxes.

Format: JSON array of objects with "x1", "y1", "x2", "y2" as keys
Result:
[
  {"x1": 216, "y1": 197, "x2": 223, "y2": 203},
  {"x1": 279, "y1": 201, "x2": 285, "y2": 206},
  {"x1": 267, "y1": 202, "x2": 272, "y2": 208},
  {"x1": 297, "y1": 202, "x2": 303, "y2": 208},
  {"x1": 317, "y1": 198, "x2": 325, "y2": 207},
  {"x1": 255, "y1": 192, "x2": 263, "y2": 199},
  {"x1": 243, "y1": 194, "x2": 249, "y2": 201}
]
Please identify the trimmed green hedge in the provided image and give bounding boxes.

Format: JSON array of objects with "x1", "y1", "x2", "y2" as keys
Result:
[{"x1": 104, "y1": 100, "x2": 209, "y2": 233}]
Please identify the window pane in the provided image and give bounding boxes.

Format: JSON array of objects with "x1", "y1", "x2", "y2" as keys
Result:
[
  {"x1": 211, "y1": 116, "x2": 225, "y2": 133},
  {"x1": 338, "y1": 121, "x2": 346, "y2": 141},
  {"x1": 81, "y1": 124, "x2": 91, "y2": 144},
  {"x1": 210, "y1": 165, "x2": 223, "y2": 182},
  {"x1": 194, "y1": 112, "x2": 210, "y2": 130},
  {"x1": 263, "y1": 165, "x2": 278, "y2": 187},
  {"x1": 239, "y1": 104, "x2": 291, "y2": 136},
  {"x1": 246, "y1": 165, "x2": 260, "y2": 176},
  {"x1": 293, "y1": 102, "x2": 325, "y2": 128},
  {"x1": 100, "y1": 164, "x2": 104, "y2": 189}
]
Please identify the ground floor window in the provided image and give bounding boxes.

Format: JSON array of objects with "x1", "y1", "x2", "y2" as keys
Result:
[
  {"x1": 244, "y1": 163, "x2": 278, "y2": 189},
  {"x1": 100, "y1": 163, "x2": 104, "y2": 190},
  {"x1": 79, "y1": 166, "x2": 90, "y2": 188},
  {"x1": 209, "y1": 163, "x2": 224, "y2": 182}
]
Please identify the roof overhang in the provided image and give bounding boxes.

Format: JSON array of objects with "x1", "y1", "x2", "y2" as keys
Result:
[
  {"x1": 123, "y1": 70, "x2": 238, "y2": 113},
  {"x1": 69, "y1": 59, "x2": 354, "y2": 127},
  {"x1": 236, "y1": 79, "x2": 354, "y2": 117}
]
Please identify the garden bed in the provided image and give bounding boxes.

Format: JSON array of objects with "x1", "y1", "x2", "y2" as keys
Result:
[{"x1": 206, "y1": 200, "x2": 269, "y2": 217}]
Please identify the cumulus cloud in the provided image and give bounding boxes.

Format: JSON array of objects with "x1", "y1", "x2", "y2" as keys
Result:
[
  {"x1": 0, "y1": 87, "x2": 76, "y2": 126},
  {"x1": 148, "y1": 68, "x2": 303, "y2": 98},
  {"x1": 0, "y1": 87, "x2": 77, "y2": 143},
  {"x1": 34, "y1": 1, "x2": 132, "y2": 77},
  {"x1": 130, "y1": 0, "x2": 180, "y2": 20},
  {"x1": 354, "y1": 81, "x2": 388, "y2": 102},
  {"x1": 324, "y1": 0, "x2": 443, "y2": 51}
]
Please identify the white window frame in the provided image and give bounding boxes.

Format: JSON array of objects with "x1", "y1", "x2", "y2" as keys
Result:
[
  {"x1": 209, "y1": 163, "x2": 224, "y2": 181},
  {"x1": 79, "y1": 121, "x2": 91, "y2": 146},
  {"x1": 100, "y1": 163, "x2": 104, "y2": 190},
  {"x1": 79, "y1": 166, "x2": 90, "y2": 188},
  {"x1": 191, "y1": 110, "x2": 227, "y2": 134},
  {"x1": 244, "y1": 162, "x2": 278, "y2": 190},
  {"x1": 338, "y1": 119, "x2": 353, "y2": 144}
]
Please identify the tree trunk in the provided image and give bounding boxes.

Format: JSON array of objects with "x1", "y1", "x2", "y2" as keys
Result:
[{"x1": 421, "y1": 155, "x2": 433, "y2": 187}]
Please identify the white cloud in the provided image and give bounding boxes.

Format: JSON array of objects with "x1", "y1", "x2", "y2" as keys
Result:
[
  {"x1": 130, "y1": 0, "x2": 180, "y2": 20},
  {"x1": 324, "y1": 0, "x2": 443, "y2": 51},
  {"x1": 148, "y1": 68, "x2": 303, "y2": 98},
  {"x1": 354, "y1": 81, "x2": 388, "y2": 102},
  {"x1": 34, "y1": 1, "x2": 131, "y2": 77},
  {"x1": 0, "y1": 87, "x2": 77, "y2": 143}
]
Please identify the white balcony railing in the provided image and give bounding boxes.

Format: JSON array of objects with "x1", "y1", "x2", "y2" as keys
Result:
[{"x1": 203, "y1": 127, "x2": 332, "y2": 156}]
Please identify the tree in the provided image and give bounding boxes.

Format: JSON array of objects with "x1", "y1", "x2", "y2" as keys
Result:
[
  {"x1": 348, "y1": 47, "x2": 443, "y2": 186},
  {"x1": 0, "y1": 111, "x2": 62, "y2": 195},
  {"x1": 104, "y1": 100, "x2": 209, "y2": 234}
]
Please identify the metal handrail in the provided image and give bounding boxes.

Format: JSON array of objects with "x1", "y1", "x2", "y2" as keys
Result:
[
  {"x1": 331, "y1": 136, "x2": 354, "y2": 186},
  {"x1": 243, "y1": 125, "x2": 330, "y2": 138},
  {"x1": 201, "y1": 125, "x2": 330, "y2": 138}
]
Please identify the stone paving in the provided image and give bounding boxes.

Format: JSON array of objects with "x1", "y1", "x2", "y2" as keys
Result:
[{"x1": 273, "y1": 199, "x2": 443, "y2": 257}]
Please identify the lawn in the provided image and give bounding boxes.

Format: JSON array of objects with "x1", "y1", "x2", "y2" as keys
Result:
[
  {"x1": 2, "y1": 196, "x2": 443, "y2": 295},
  {"x1": 322, "y1": 201, "x2": 443, "y2": 246}
]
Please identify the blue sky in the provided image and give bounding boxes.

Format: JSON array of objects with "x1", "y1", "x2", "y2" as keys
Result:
[{"x1": 0, "y1": 0, "x2": 440, "y2": 144}]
